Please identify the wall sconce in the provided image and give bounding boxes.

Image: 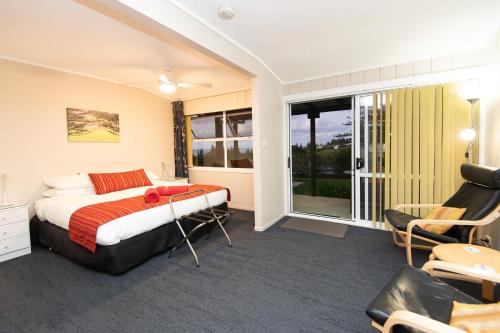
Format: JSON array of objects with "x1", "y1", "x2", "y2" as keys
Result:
[{"x1": 458, "y1": 81, "x2": 480, "y2": 161}]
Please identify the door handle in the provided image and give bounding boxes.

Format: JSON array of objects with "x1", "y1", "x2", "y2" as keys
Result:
[{"x1": 356, "y1": 158, "x2": 364, "y2": 170}]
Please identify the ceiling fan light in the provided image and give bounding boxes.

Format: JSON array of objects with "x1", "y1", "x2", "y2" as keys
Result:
[{"x1": 159, "y1": 82, "x2": 177, "y2": 93}]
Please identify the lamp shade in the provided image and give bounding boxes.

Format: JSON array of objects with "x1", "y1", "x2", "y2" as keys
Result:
[
  {"x1": 458, "y1": 81, "x2": 480, "y2": 102},
  {"x1": 459, "y1": 128, "x2": 476, "y2": 142}
]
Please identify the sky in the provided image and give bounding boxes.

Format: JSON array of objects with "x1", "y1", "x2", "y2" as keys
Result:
[{"x1": 291, "y1": 109, "x2": 352, "y2": 146}]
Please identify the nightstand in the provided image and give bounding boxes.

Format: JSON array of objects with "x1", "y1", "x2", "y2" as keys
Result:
[
  {"x1": 0, "y1": 204, "x2": 31, "y2": 262},
  {"x1": 160, "y1": 177, "x2": 189, "y2": 184}
]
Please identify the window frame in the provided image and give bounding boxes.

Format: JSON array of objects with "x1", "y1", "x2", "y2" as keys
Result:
[{"x1": 189, "y1": 108, "x2": 253, "y2": 171}]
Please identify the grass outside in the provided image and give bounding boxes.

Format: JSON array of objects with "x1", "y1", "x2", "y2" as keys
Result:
[{"x1": 293, "y1": 177, "x2": 351, "y2": 198}]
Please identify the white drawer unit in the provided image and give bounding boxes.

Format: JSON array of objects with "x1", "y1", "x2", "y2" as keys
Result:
[
  {"x1": 0, "y1": 205, "x2": 30, "y2": 263},
  {"x1": 0, "y1": 234, "x2": 30, "y2": 256},
  {"x1": 0, "y1": 221, "x2": 28, "y2": 240},
  {"x1": 0, "y1": 206, "x2": 28, "y2": 225}
]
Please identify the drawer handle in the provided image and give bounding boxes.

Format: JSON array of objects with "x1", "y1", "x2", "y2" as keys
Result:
[
  {"x1": 1, "y1": 217, "x2": 5, "y2": 221},
  {"x1": 2, "y1": 231, "x2": 6, "y2": 235},
  {"x1": 3, "y1": 246, "x2": 7, "y2": 250}
]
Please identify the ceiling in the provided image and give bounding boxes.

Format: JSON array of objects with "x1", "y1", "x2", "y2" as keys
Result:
[
  {"x1": 0, "y1": 0, "x2": 251, "y2": 100},
  {"x1": 172, "y1": 0, "x2": 500, "y2": 83}
]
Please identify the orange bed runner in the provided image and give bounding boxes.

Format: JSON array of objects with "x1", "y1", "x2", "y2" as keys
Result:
[{"x1": 69, "y1": 184, "x2": 228, "y2": 253}]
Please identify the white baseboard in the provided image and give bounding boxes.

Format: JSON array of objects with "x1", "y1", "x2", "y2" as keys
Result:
[{"x1": 254, "y1": 214, "x2": 285, "y2": 232}]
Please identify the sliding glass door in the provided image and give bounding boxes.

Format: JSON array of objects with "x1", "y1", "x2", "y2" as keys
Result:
[
  {"x1": 353, "y1": 95, "x2": 386, "y2": 226},
  {"x1": 287, "y1": 94, "x2": 386, "y2": 226},
  {"x1": 289, "y1": 97, "x2": 353, "y2": 219}
]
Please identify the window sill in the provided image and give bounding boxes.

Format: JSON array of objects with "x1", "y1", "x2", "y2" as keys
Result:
[{"x1": 188, "y1": 167, "x2": 254, "y2": 174}]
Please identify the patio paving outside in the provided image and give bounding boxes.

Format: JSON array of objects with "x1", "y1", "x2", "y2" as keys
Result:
[{"x1": 293, "y1": 194, "x2": 351, "y2": 219}]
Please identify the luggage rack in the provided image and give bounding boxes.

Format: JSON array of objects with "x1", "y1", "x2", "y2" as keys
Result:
[{"x1": 168, "y1": 189, "x2": 232, "y2": 267}]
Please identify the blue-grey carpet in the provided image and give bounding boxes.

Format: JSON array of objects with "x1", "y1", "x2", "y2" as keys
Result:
[{"x1": 0, "y1": 210, "x2": 493, "y2": 333}]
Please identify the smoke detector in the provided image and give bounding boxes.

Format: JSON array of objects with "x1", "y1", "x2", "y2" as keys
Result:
[{"x1": 218, "y1": 6, "x2": 234, "y2": 20}]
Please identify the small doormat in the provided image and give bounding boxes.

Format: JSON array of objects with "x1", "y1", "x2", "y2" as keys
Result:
[{"x1": 280, "y1": 217, "x2": 349, "y2": 238}]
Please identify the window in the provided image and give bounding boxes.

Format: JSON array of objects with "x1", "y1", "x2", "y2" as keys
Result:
[{"x1": 188, "y1": 108, "x2": 253, "y2": 169}]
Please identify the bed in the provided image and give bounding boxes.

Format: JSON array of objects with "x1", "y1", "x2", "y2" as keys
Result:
[{"x1": 31, "y1": 180, "x2": 229, "y2": 274}]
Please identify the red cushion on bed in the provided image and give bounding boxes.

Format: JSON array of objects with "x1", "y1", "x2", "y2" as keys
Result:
[
  {"x1": 88, "y1": 169, "x2": 152, "y2": 195},
  {"x1": 156, "y1": 185, "x2": 189, "y2": 196},
  {"x1": 144, "y1": 188, "x2": 160, "y2": 203}
]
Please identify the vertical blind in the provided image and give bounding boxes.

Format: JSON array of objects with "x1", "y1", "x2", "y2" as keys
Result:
[{"x1": 370, "y1": 82, "x2": 479, "y2": 227}]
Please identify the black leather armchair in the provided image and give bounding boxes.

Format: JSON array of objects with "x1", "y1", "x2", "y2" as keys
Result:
[
  {"x1": 366, "y1": 265, "x2": 481, "y2": 333},
  {"x1": 385, "y1": 163, "x2": 500, "y2": 265}
]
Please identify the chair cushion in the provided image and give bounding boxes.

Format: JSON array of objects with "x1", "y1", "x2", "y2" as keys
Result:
[
  {"x1": 420, "y1": 207, "x2": 467, "y2": 235},
  {"x1": 385, "y1": 209, "x2": 460, "y2": 243},
  {"x1": 461, "y1": 163, "x2": 500, "y2": 190},
  {"x1": 444, "y1": 183, "x2": 500, "y2": 221},
  {"x1": 450, "y1": 301, "x2": 500, "y2": 332},
  {"x1": 443, "y1": 182, "x2": 500, "y2": 242},
  {"x1": 366, "y1": 265, "x2": 482, "y2": 333}
]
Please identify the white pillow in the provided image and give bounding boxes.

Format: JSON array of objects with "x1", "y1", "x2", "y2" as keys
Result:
[
  {"x1": 43, "y1": 174, "x2": 93, "y2": 189},
  {"x1": 42, "y1": 187, "x2": 95, "y2": 198},
  {"x1": 144, "y1": 169, "x2": 160, "y2": 180},
  {"x1": 101, "y1": 168, "x2": 160, "y2": 180}
]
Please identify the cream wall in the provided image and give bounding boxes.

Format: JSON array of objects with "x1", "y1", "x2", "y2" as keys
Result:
[
  {"x1": 483, "y1": 31, "x2": 500, "y2": 167},
  {"x1": 184, "y1": 90, "x2": 254, "y2": 211},
  {"x1": 482, "y1": 30, "x2": 500, "y2": 248},
  {"x1": 252, "y1": 72, "x2": 285, "y2": 229},
  {"x1": 188, "y1": 170, "x2": 254, "y2": 210},
  {"x1": 0, "y1": 59, "x2": 174, "y2": 207}
]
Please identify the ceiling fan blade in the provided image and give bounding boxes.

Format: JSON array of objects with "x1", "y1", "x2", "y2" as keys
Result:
[
  {"x1": 176, "y1": 82, "x2": 213, "y2": 88},
  {"x1": 123, "y1": 81, "x2": 157, "y2": 85}
]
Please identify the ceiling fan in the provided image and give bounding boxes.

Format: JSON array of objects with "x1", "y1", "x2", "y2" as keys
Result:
[{"x1": 129, "y1": 74, "x2": 213, "y2": 94}]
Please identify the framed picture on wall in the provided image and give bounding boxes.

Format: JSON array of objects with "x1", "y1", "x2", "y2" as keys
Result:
[{"x1": 66, "y1": 108, "x2": 120, "y2": 143}]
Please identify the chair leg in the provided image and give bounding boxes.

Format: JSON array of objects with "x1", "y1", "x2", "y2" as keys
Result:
[
  {"x1": 482, "y1": 281, "x2": 495, "y2": 301},
  {"x1": 405, "y1": 235, "x2": 413, "y2": 266},
  {"x1": 468, "y1": 226, "x2": 477, "y2": 244},
  {"x1": 392, "y1": 230, "x2": 406, "y2": 248}
]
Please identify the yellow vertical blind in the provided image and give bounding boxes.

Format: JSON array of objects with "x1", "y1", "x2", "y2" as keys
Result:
[{"x1": 383, "y1": 82, "x2": 479, "y2": 218}]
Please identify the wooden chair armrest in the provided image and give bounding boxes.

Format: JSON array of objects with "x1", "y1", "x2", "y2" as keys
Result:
[
  {"x1": 405, "y1": 219, "x2": 477, "y2": 265},
  {"x1": 404, "y1": 206, "x2": 500, "y2": 265},
  {"x1": 382, "y1": 310, "x2": 466, "y2": 333},
  {"x1": 422, "y1": 260, "x2": 500, "y2": 283},
  {"x1": 395, "y1": 203, "x2": 441, "y2": 211},
  {"x1": 410, "y1": 219, "x2": 481, "y2": 227}
]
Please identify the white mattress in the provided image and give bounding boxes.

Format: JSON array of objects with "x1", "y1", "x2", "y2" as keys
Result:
[{"x1": 35, "y1": 180, "x2": 227, "y2": 246}]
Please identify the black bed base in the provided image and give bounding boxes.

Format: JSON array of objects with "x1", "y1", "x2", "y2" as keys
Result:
[{"x1": 30, "y1": 202, "x2": 228, "y2": 275}]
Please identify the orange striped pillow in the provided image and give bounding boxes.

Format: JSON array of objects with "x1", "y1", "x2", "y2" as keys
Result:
[
  {"x1": 88, "y1": 169, "x2": 152, "y2": 195},
  {"x1": 420, "y1": 207, "x2": 467, "y2": 234}
]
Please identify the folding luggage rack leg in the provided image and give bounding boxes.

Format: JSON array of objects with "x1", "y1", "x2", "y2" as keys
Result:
[{"x1": 168, "y1": 189, "x2": 233, "y2": 267}]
